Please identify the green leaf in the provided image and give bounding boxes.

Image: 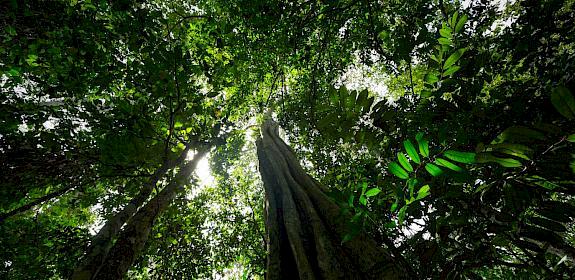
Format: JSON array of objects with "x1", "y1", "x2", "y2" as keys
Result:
[
  {"x1": 365, "y1": 188, "x2": 381, "y2": 197},
  {"x1": 487, "y1": 143, "x2": 531, "y2": 160},
  {"x1": 415, "y1": 134, "x2": 429, "y2": 157},
  {"x1": 397, "y1": 152, "x2": 413, "y2": 172},
  {"x1": 425, "y1": 163, "x2": 443, "y2": 176},
  {"x1": 528, "y1": 176, "x2": 560, "y2": 190},
  {"x1": 494, "y1": 157, "x2": 522, "y2": 168},
  {"x1": 416, "y1": 185, "x2": 430, "y2": 200},
  {"x1": 551, "y1": 86, "x2": 575, "y2": 119},
  {"x1": 455, "y1": 14, "x2": 468, "y2": 33},
  {"x1": 408, "y1": 178, "x2": 418, "y2": 198},
  {"x1": 425, "y1": 73, "x2": 439, "y2": 83},
  {"x1": 403, "y1": 140, "x2": 421, "y2": 164},
  {"x1": 435, "y1": 158, "x2": 463, "y2": 172},
  {"x1": 7, "y1": 68, "x2": 20, "y2": 76},
  {"x1": 450, "y1": 12, "x2": 459, "y2": 28},
  {"x1": 438, "y1": 37, "x2": 451, "y2": 46},
  {"x1": 443, "y1": 65, "x2": 461, "y2": 76},
  {"x1": 494, "y1": 126, "x2": 545, "y2": 143},
  {"x1": 389, "y1": 162, "x2": 409, "y2": 179},
  {"x1": 439, "y1": 28, "x2": 452, "y2": 39},
  {"x1": 477, "y1": 153, "x2": 522, "y2": 168},
  {"x1": 359, "y1": 195, "x2": 367, "y2": 206},
  {"x1": 443, "y1": 48, "x2": 465, "y2": 69},
  {"x1": 398, "y1": 205, "x2": 408, "y2": 225},
  {"x1": 444, "y1": 150, "x2": 476, "y2": 163},
  {"x1": 361, "y1": 181, "x2": 368, "y2": 194},
  {"x1": 568, "y1": 134, "x2": 575, "y2": 142},
  {"x1": 390, "y1": 202, "x2": 398, "y2": 212},
  {"x1": 348, "y1": 194, "x2": 354, "y2": 207}
]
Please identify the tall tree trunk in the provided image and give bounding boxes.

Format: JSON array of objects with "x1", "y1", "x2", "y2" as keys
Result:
[
  {"x1": 71, "y1": 146, "x2": 191, "y2": 280},
  {"x1": 91, "y1": 147, "x2": 208, "y2": 280},
  {"x1": 257, "y1": 119, "x2": 409, "y2": 280}
]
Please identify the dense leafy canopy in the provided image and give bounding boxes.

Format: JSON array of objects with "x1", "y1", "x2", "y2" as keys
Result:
[{"x1": 1, "y1": 0, "x2": 574, "y2": 279}]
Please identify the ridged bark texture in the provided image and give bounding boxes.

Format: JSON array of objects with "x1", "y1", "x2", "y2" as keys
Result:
[
  {"x1": 257, "y1": 119, "x2": 407, "y2": 280},
  {"x1": 89, "y1": 148, "x2": 207, "y2": 280}
]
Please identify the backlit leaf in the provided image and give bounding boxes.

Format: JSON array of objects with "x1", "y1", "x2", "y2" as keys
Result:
[
  {"x1": 389, "y1": 162, "x2": 409, "y2": 179},
  {"x1": 443, "y1": 65, "x2": 460, "y2": 76},
  {"x1": 397, "y1": 152, "x2": 413, "y2": 172},
  {"x1": 365, "y1": 188, "x2": 381, "y2": 197},
  {"x1": 435, "y1": 158, "x2": 463, "y2": 172},
  {"x1": 444, "y1": 150, "x2": 476, "y2": 163},
  {"x1": 455, "y1": 14, "x2": 468, "y2": 33},
  {"x1": 443, "y1": 48, "x2": 465, "y2": 69},
  {"x1": 416, "y1": 185, "x2": 430, "y2": 200},
  {"x1": 403, "y1": 140, "x2": 421, "y2": 164},
  {"x1": 416, "y1": 135, "x2": 429, "y2": 157},
  {"x1": 425, "y1": 163, "x2": 443, "y2": 176}
]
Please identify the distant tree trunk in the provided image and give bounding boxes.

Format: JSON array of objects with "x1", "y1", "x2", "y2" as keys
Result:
[
  {"x1": 71, "y1": 146, "x2": 191, "y2": 280},
  {"x1": 73, "y1": 146, "x2": 208, "y2": 280},
  {"x1": 256, "y1": 119, "x2": 408, "y2": 280}
]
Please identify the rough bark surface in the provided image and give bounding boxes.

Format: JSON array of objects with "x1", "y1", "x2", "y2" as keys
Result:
[
  {"x1": 87, "y1": 147, "x2": 207, "y2": 280},
  {"x1": 71, "y1": 146, "x2": 191, "y2": 280},
  {"x1": 257, "y1": 119, "x2": 408, "y2": 280}
]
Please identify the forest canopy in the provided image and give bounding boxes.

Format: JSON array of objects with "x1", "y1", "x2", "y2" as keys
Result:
[{"x1": 1, "y1": 0, "x2": 575, "y2": 279}]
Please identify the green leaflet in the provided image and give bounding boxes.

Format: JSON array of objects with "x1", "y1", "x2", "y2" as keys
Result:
[
  {"x1": 359, "y1": 195, "x2": 367, "y2": 206},
  {"x1": 494, "y1": 126, "x2": 545, "y2": 143},
  {"x1": 389, "y1": 162, "x2": 409, "y2": 179},
  {"x1": 443, "y1": 48, "x2": 465, "y2": 70},
  {"x1": 435, "y1": 158, "x2": 463, "y2": 172},
  {"x1": 438, "y1": 37, "x2": 451, "y2": 46},
  {"x1": 455, "y1": 14, "x2": 468, "y2": 33},
  {"x1": 416, "y1": 137, "x2": 429, "y2": 157},
  {"x1": 425, "y1": 163, "x2": 443, "y2": 176},
  {"x1": 486, "y1": 143, "x2": 532, "y2": 160},
  {"x1": 551, "y1": 86, "x2": 575, "y2": 119},
  {"x1": 403, "y1": 140, "x2": 421, "y2": 164},
  {"x1": 439, "y1": 28, "x2": 452, "y2": 39},
  {"x1": 365, "y1": 188, "x2": 381, "y2": 197},
  {"x1": 443, "y1": 65, "x2": 460, "y2": 76},
  {"x1": 398, "y1": 205, "x2": 408, "y2": 225},
  {"x1": 528, "y1": 176, "x2": 560, "y2": 190},
  {"x1": 425, "y1": 73, "x2": 439, "y2": 83},
  {"x1": 444, "y1": 150, "x2": 476, "y2": 163},
  {"x1": 477, "y1": 153, "x2": 522, "y2": 168},
  {"x1": 450, "y1": 12, "x2": 458, "y2": 28},
  {"x1": 397, "y1": 152, "x2": 413, "y2": 172},
  {"x1": 416, "y1": 185, "x2": 430, "y2": 200},
  {"x1": 568, "y1": 134, "x2": 575, "y2": 142}
]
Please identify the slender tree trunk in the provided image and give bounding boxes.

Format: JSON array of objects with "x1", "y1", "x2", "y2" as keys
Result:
[
  {"x1": 91, "y1": 147, "x2": 208, "y2": 280},
  {"x1": 71, "y1": 146, "x2": 191, "y2": 280},
  {"x1": 257, "y1": 119, "x2": 409, "y2": 279}
]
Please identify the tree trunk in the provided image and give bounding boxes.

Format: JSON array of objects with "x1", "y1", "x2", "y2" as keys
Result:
[
  {"x1": 256, "y1": 119, "x2": 408, "y2": 280},
  {"x1": 92, "y1": 147, "x2": 208, "y2": 279},
  {"x1": 71, "y1": 146, "x2": 191, "y2": 280}
]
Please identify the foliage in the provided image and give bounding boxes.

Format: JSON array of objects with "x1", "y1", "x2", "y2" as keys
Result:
[{"x1": 1, "y1": 0, "x2": 575, "y2": 279}]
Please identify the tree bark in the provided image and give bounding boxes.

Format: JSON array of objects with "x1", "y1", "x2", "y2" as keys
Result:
[
  {"x1": 91, "y1": 147, "x2": 208, "y2": 280},
  {"x1": 257, "y1": 119, "x2": 408, "y2": 280},
  {"x1": 71, "y1": 146, "x2": 191, "y2": 280}
]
